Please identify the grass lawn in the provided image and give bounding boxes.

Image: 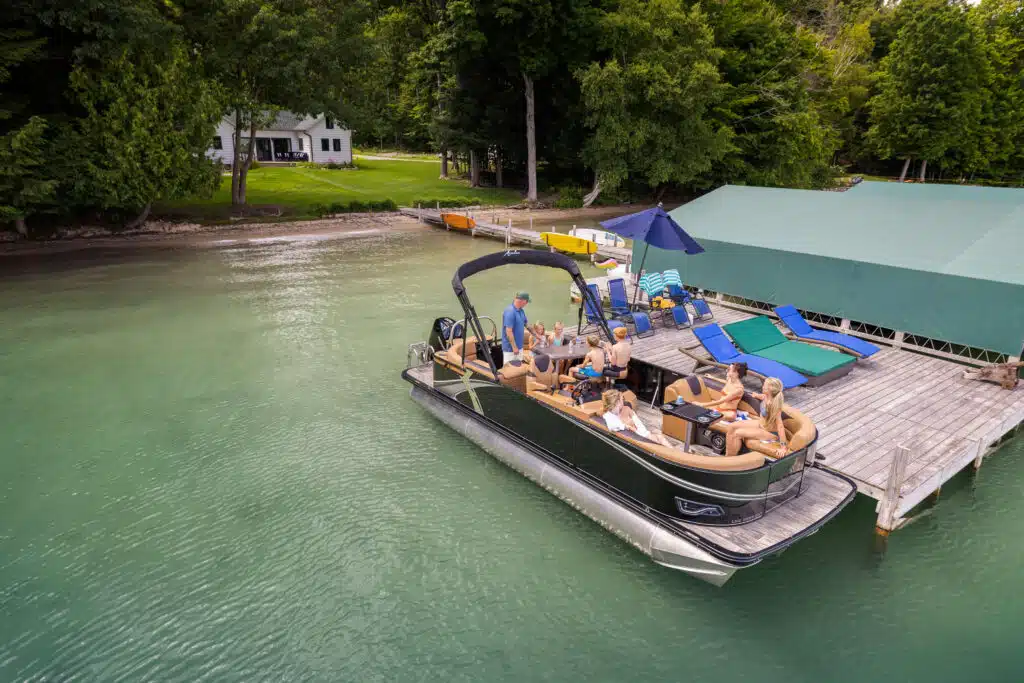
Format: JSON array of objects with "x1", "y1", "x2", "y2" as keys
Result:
[{"x1": 160, "y1": 159, "x2": 522, "y2": 221}]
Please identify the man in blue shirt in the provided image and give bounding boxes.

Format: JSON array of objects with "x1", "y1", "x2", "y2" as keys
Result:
[{"x1": 501, "y1": 292, "x2": 530, "y2": 365}]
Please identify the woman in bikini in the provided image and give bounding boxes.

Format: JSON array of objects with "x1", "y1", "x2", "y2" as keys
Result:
[
  {"x1": 694, "y1": 361, "x2": 747, "y2": 421},
  {"x1": 724, "y1": 377, "x2": 788, "y2": 457}
]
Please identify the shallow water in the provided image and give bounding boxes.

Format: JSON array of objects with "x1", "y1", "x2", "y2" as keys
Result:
[{"x1": 1, "y1": 230, "x2": 1022, "y2": 682}]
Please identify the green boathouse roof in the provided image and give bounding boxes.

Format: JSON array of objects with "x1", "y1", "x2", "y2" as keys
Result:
[{"x1": 638, "y1": 182, "x2": 1024, "y2": 356}]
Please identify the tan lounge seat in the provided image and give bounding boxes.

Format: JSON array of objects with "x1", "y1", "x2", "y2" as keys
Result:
[{"x1": 663, "y1": 375, "x2": 816, "y2": 458}]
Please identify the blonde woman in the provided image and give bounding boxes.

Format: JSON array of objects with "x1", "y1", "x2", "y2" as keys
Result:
[
  {"x1": 602, "y1": 390, "x2": 672, "y2": 447},
  {"x1": 724, "y1": 377, "x2": 788, "y2": 456}
]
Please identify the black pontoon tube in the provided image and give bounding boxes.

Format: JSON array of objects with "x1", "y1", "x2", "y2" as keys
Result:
[{"x1": 451, "y1": 250, "x2": 614, "y2": 376}]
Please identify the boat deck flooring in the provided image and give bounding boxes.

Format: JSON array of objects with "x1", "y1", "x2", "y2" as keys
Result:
[
  {"x1": 568, "y1": 278, "x2": 1024, "y2": 522},
  {"x1": 675, "y1": 467, "x2": 853, "y2": 555}
]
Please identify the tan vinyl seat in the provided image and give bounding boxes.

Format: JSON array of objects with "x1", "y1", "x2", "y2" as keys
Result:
[{"x1": 664, "y1": 375, "x2": 816, "y2": 458}]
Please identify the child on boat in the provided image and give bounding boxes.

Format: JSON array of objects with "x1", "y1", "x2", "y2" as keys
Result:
[
  {"x1": 574, "y1": 335, "x2": 606, "y2": 379},
  {"x1": 602, "y1": 326, "x2": 631, "y2": 382},
  {"x1": 551, "y1": 321, "x2": 566, "y2": 346}
]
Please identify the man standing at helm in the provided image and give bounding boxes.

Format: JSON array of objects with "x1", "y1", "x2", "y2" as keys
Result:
[{"x1": 501, "y1": 292, "x2": 530, "y2": 365}]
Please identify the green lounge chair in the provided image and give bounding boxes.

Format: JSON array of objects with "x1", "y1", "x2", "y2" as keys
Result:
[{"x1": 723, "y1": 316, "x2": 856, "y2": 387}]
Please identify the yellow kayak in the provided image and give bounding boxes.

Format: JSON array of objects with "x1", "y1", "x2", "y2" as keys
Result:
[
  {"x1": 540, "y1": 232, "x2": 598, "y2": 255},
  {"x1": 441, "y1": 213, "x2": 476, "y2": 231}
]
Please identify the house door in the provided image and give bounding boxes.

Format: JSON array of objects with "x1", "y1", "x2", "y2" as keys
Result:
[
  {"x1": 255, "y1": 138, "x2": 273, "y2": 161},
  {"x1": 272, "y1": 138, "x2": 291, "y2": 160}
]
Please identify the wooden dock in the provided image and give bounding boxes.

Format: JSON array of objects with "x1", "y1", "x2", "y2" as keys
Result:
[
  {"x1": 399, "y1": 207, "x2": 632, "y2": 263},
  {"x1": 572, "y1": 277, "x2": 1024, "y2": 533}
]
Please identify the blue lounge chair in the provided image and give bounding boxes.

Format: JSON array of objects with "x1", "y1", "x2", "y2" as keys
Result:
[
  {"x1": 774, "y1": 305, "x2": 879, "y2": 358},
  {"x1": 666, "y1": 304, "x2": 691, "y2": 329},
  {"x1": 606, "y1": 278, "x2": 633, "y2": 318},
  {"x1": 685, "y1": 323, "x2": 808, "y2": 389},
  {"x1": 581, "y1": 283, "x2": 626, "y2": 335},
  {"x1": 631, "y1": 311, "x2": 655, "y2": 338}
]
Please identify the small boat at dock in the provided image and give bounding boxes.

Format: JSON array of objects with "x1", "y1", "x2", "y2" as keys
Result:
[
  {"x1": 403, "y1": 249, "x2": 856, "y2": 585},
  {"x1": 441, "y1": 213, "x2": 476, "y2": 231},
  {"x1": 540, "y1": 231, "x2": 598, "y2": 255}
]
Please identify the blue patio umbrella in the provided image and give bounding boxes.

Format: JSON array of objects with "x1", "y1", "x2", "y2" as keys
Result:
[{"x1": 600, "y1": 203, "x2": 704, "y2": 306}]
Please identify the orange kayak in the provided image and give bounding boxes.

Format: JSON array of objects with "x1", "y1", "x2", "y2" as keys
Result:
[{"x1": 441, "y1": 213, "x2": 476, "y2": 231}]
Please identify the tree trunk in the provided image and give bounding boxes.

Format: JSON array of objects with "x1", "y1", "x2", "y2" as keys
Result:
[
  {"x1": 124, "y1": 202, "x2": 152, "y2": 231},
  {"x1": 440, "y1": 147, "x2": 448, "y2": 179},
  {"x1": 898, "y1": 157, "x2": 911, "y2": 182},
  {"x1": 918, "y1": 159, "x2": 927, "y2": 183},
  {"x1": 237, "y1": 119, "x2": 258, "y2": 206},
  {"x1": 231, "y1": 110, "x2": 244, "y2": 205},
  {"x1": 495, "y1": 148, "x2": 503, "y2": 188},
  {"x1": 14, "y1": 216, "x2": 27, "y2": 236},
  {"x1": 523, "y1": 71, "x2": 537, "y2": 203},
  {"x1": 582, "y1": 177, "x2": 602, "y2": 208},
  {"x1": 469, "y1": 149, "x2": 481, "y2": 187}
]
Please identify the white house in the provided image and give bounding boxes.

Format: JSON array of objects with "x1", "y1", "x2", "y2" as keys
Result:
[{"x1": 209, "y1": 111, "x2": 353, "y2": 165}]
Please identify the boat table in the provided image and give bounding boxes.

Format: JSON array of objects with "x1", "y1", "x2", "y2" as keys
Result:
[
  {"x1": 660, "y1": 401, "x2": 723, "y2": 451},
  {"x1": 532, "y1": 343, "x2": 590, "y2": 375}
]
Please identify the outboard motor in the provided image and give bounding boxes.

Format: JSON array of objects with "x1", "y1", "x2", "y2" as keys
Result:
[{"x1": 428, "y1": 316, "x2": 458, "y2": 352}]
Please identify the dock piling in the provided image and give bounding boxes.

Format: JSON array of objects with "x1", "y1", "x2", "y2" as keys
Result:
[{"x1": 876, "y1": 444, "x2": 912, "y2": 535}]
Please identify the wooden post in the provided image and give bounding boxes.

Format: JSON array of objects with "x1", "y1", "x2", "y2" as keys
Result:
[
  {"x1": 972, "y1": 438, "x2": 985, "y2": 471},
  {"x1": 506, "y1": 219, "x2": 511, "y2": 248},
  {"x1": 876, "y1": 445, "x2": 912, "y2": 535},
  {"x1": 530, "y1": 216, "x2": 534, "y2": 232},
  {"x1": 436, "y1": 201, "x2": 440, "y2": 211},
  {"x1": 840, "y1": 318, "x2": 851, "y2": 331},
  {"x1": 894, "y1": 331, "x2": 905, "y2": 349}
]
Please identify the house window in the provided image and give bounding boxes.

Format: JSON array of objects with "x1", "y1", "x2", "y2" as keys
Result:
[
  {"x1": 332, "y1": 138, "x2": 341, "y2": 152},
  {"x1": 325, "y1": 116, "x2": 334, "y2": 129},
  {"x1": 297, "y1": 138, "x2": 303, "y2": 151},
  {"x1": 321, "y1": 138, "x2": 329, "y2": 151},
  {"x1": 212, "y1": 136, "x2": 223, "y2": 150}
]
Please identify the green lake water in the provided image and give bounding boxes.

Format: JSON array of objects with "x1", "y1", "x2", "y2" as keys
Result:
[{"x1": 1, "y1": 229, "x2": 1022, "y2": 682}]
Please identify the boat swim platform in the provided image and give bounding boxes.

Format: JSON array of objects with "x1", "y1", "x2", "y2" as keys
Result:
[
  {"x1": 568, "y1": 280, "x2": 1024, "y2": 533},
  {"x1": 399, "y1": 207, "x2": 633, "y2": 264},
  {"x1": 405, "y1": 363, "x2": 855, "y2": 563}
]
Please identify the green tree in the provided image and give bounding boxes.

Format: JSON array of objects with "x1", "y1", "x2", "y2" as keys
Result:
[
  {"x1": 578, "y1": 0, "x2": 732, "y2": 200},
  {"x1": 867, "y1": 0, "x2": 992, "y2": 181},
  {"x1": 66, "y1": 46, "x2": 223, "y2": 227},
  {"x1": 705, "y1": 0, "x2": 837, "y2": 188},
  {"x1": 972, "y1": 0, "x2": 1024, "y2": 182},
  {"x1": 0, "y1": 117, "x2": 56, "y2": 234}
]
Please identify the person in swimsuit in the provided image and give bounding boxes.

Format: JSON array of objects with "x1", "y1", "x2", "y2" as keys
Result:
[
  {"x1": 574, "y1": 335, "x2": 605, "y2": 379},
  {"x1": 695, "y1": 362, "x2": 747, "y2": 421},
  {"x1": 530, "y1": 322, "x2": 552, "y2": 348},
  {"x1": 551, "y1": 321, "x2": 566, "y2": 346},
  {"x1": 724, "y1": 377, "x2": 788, "y2": 456},
  {"x1": 602, "y1": 390, "x2": 672, "y2": 447},
  {"x1": 602, "y1": 326, "x2": 631, "y2": 383}
]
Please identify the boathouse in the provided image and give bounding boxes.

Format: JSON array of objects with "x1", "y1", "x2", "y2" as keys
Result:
[{"x1": 643, "y1": 182, "x2": 1024, "y2": 359}]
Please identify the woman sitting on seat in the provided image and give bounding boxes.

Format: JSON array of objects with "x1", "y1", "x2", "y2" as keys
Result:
[
  {"x1": 724, "y1": 377, "x2": 788, "y2": 456},
  {"x1": 574, "y1": 335, "x2": 606, "y2": 379},
  {"x1": 694, "y1": 361, "x2": 747, "y2": 421},
  {"x1": 602, "y1": 390, "x2": 672, "y2": 447}
]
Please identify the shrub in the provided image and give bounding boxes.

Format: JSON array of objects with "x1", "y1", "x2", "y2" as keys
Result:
[
  {"x1": 316, "y1": 198, "x2": 398, "y2": 216},
  {"x1": 324, "y1": 161, "x2": 356, "y2": 170},
  {"x1": 410, "y1": 197, "x2": 477, "y2": 209},
  {"x1": 554, "y1": 185, "x2": 584, "y2": 209}
]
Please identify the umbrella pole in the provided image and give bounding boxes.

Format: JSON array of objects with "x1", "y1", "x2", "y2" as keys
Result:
[{"x1": 631, "y1": 242, "x2": 650, "y2": 309}]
